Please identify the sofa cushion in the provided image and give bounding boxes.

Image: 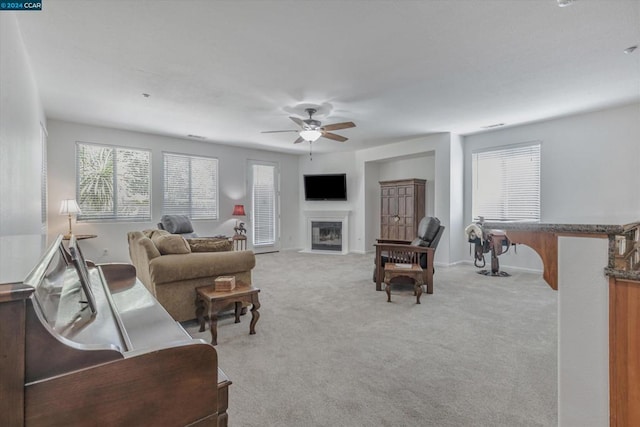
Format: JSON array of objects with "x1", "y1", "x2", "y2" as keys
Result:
[
  {"x1": 128, "y1": 231, "x2": 162, "y2": 261},
  {"x1": 140, "y1": 236, "x2": 162, "y2": 259},
  {"x1": 152, "y1": 234, "x2": 192, "y2": 255},
  {"x1": 187, "y1": 238, "x2": 232, "y2": 253},
  {"x1": 160, "y1": 215, "x2": 194, "y2": 234},
  {"x1": 143, "y1": 229, "x2": 170, "y2": 239},
  {"x1": 149, "y1": 250, "x2": 256, "y2": 285}
]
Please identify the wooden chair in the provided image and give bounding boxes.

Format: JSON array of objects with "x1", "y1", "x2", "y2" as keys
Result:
[{"x1": 374, "y1": 217, "x2": 445, "y2": 293}]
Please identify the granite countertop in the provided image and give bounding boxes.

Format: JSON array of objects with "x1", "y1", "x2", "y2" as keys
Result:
[
  {"x1": 481, "y1": 221, "x2": 629, "y2": 235},
  {"x1": 479, "y1": 221, "x2": 640, "y2": 282},
  {"x1": 604, "y1": 268, "x2": 640, "y2": 281}
]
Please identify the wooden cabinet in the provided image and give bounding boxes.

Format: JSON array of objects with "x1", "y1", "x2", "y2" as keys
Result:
[
  {"x1": 379, "y1": 179, "x2": 426, "y2": 242},
  {"x1": 609, "y1": 276, "x2": 640, "y2": 427}
]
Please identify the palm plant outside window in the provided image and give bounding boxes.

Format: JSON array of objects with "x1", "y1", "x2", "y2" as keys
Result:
[{"x1": 76, "y1": 142, "x2": 151, "y2": 221}]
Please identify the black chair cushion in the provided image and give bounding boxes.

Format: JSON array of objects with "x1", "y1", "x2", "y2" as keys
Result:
[{"x1": 418, "y1": 217, "x2": 441, "y2": 243}]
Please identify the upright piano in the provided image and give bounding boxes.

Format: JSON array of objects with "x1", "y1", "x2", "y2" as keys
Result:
[{"x1": 0, "y1": 234, "x2": 230, "y2": 426}]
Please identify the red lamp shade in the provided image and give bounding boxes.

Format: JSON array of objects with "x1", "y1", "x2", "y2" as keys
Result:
[{"x1": 232, "y1": 204, "x2": 246, "y2": 216}]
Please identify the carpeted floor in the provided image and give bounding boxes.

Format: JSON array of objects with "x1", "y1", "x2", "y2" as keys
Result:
[{"x1": 184, "y1": 251, "x2": 557, "y2": 427}]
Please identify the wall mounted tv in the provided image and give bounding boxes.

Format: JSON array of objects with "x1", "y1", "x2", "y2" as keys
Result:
[{"x1": 304, "y1": 174, "x2": 347, "y2": 201}]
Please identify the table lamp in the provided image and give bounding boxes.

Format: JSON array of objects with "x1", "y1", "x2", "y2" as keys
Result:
[
  {"x1": 59, "y1": 199, "x2": 81, "y2": 237},
  {"x1": 232, "y1": 204, "x2": 246, "y2": 235}
]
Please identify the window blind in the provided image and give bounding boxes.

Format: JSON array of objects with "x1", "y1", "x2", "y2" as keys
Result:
[
  {"x1": 252, "y1": 164, "x2": 276, "y2": 246},
  {"x1": 472, "y1": 142, "x2": 541, "y2": 221},
  {"x1": 76, "y1": 142, "x2": 151, "y2": 221},
  {"x1": 163, "y1": 153, "x2": 218, "y2": 220}
]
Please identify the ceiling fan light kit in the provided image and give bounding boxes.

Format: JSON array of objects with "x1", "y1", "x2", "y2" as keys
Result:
[
  {"x1": 300, "y1": 129, "x2": 322, "y2": 142},
  {"x1": 557, "y1": 0, "x2": 575, "y2": 7}
]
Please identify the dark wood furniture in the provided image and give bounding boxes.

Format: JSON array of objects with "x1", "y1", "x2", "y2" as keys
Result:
[
  {"x1": 383, "y1": 263, "x2": 424, "y2": 303},
  {"x1": 196, "y1": 282, "x2": 261, "y2": 345},
  {"x1": 609, "y1": 276, "x2": 640, "y2": 426},
  {"x1": 375, "y1": 243, "x2": 434, "y2": 294},
  {"x1": 0, "y1": 234, "x2": 229, "y2": 427},
  {"x1": 379, "y1": 178, "x2": 426, "y2": 242},
  {"x1": 232, "y1": 234, "x2": 247, "y2": 251}
]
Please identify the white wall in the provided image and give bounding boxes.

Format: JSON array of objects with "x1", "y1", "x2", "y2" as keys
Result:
[
  {"x1": 0, "y1": 14, "x2": 46, "y2": 236},
  {"x1": 368, "y1": 153, "x2": 436, "y2": 252},
  {"x1": 377, "y1": 153, "x2": 436, "y2": 216},
  {"x1": 355, "y1": 133, "x2": 455, "y2": 264},
  {"x1": 298, "y1": 150, "x2": 358, "y2": 250},
  {"x1": 47, "y1": 120, "x2": 300, "y2": 263},
  {"x1": 463, "y1": 103, "x2": 640, "y2": 271},
  {"x1": 558, "y1": 236, "x2": 610, "y2": 427},
  {"x1": 448, "y1": 134, "x2": 465, "y2": 266}
]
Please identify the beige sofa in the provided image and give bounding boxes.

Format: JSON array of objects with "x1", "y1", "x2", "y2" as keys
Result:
[{"x1": 127, "y1": 230, "x2": 256, "y2": 322}]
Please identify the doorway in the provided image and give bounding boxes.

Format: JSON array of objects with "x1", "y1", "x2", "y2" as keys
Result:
[{"x1": 248, "y1": 160, "x2": 279, "y2": 253}]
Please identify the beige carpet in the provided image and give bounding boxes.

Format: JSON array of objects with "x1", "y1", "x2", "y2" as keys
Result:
[{"x1": 184, "y1": 251, "x2": 557, "y2": 427}]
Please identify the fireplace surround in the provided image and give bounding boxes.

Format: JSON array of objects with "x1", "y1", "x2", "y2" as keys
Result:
[{"x1": 302, "y1": 210, "x2": 350, "y2": 254}]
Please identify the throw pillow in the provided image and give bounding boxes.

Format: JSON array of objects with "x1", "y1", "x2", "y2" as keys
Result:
[
  {"x1": 187, "y1": 238, "x2": 232, "y2": 253},
  {"x1": 160, "y1": 215, "x2": 194, "y2": 234},
  {"x1": 152, "y1": 234, "x2": 192, "y2": 255},
  {"x1": 143, "y1": 229, "x2": 170, "y2": 240}
]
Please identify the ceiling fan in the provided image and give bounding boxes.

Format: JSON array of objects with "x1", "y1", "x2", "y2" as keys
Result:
[{"x1": 262, "y1": 108, "x2": 356, "y2": 144}]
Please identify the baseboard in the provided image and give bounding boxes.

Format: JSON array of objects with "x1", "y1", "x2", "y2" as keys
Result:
[{"x1": 457, "y1": 260, "x2": 543, "y2": 274}]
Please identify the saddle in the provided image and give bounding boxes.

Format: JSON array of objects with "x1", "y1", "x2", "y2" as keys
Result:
[{"x1": 465, "y1": 223, "x2": 512, "y2": 276}]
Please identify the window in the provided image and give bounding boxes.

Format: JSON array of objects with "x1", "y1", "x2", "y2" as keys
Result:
[
  {"x1": 163, "y1": 153, "x2": 218, "y2": 220},
  {"x1": 250, "y1": 162, "x2": 278, "y2": 248},
  {"x1": 76, "y1": 142, "x2": 151, "y2": 221},
  {"x1": 472, "y1": 142, "x2": 541, "y2": 221}
]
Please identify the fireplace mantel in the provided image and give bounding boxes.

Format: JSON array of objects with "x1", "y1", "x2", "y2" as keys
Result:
[{"x1": 302, "y1": 210, "x2": 351, "y2": 254}]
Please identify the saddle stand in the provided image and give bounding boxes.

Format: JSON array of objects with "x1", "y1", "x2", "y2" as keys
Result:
[{"x1": 471, "y1": 229, "x2": 511, "y2": 277}]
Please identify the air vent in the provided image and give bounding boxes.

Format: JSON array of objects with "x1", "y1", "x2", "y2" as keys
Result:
[
  {"x1": 482, "y1": 123, "x2": 505, "y2": 129},
  {"x1": 187, "y1": 134, "x2": 206, "y2": 140}
]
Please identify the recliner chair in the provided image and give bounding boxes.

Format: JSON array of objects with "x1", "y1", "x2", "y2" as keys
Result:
[{"x1": 373, "y1": 216, "x2": 445, "y2": 294}]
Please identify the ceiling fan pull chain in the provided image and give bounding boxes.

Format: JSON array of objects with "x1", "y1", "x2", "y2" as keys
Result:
[{"x1": 309, "y1": 141, "x2": 313, "y2": 161}]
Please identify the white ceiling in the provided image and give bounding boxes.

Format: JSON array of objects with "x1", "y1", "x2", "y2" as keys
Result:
[{"x1": 15, "y1": 0, "x2": 640, "y2": 154}]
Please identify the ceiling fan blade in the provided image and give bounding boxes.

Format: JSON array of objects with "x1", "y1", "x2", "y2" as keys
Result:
[
  {"x1": 289, "y1": 116, "x2": 305, "y2": 128},
  {"x1": 293, "y1": 136, "x2": 304, "y2": 144},
  {"x1": 322, "y1": 121, "x2": 356, "y2": 131},
  {"x1": 321, "y1": 132, "x2": 348, "y2": 142},
  {"x1": 261, "y1": 130, "x2": 299, "y2": 134}
]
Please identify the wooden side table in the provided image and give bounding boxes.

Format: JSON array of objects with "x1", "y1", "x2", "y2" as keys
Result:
[
  {"x1": 195, "y1": 282, "x2": 260, "y2": 345},
  {"x1": 232, "y1": 234, "x2": 247, "y2": 251},
  {"x1": 383, "y1": 263, "x2": 424, "y2": 304}
]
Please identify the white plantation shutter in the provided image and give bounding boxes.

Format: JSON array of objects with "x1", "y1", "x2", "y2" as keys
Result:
[
  {"x1": 252, "y1": 164, "x2": 276, "y2": 246},
  {"x1": 76, "y1": 142, "x2": 151, "y2": 221},
  {"x1": 472, "y1": 142, "x2": 541, "y2": 221},
  {"x1": 163, "y1": 153, "x2": 218, "y2": 220}
]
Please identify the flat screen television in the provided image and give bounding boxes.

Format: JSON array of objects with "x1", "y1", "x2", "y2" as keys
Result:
[{"x1": 304, "y1": 173, "x2": 347, "y2": 201}]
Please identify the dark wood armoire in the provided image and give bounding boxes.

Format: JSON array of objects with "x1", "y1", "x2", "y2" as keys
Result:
[{"x1": 379, "y1": 179, "x2": 426, "y2": 242}]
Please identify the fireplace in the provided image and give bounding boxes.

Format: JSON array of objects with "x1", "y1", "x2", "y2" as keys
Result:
[
  {"x1": 311, "y1": 221, "x2": 342, "y2": 251},
  {"x1": 302, "y1": 210, "x2": 350, "y2": 254}
]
